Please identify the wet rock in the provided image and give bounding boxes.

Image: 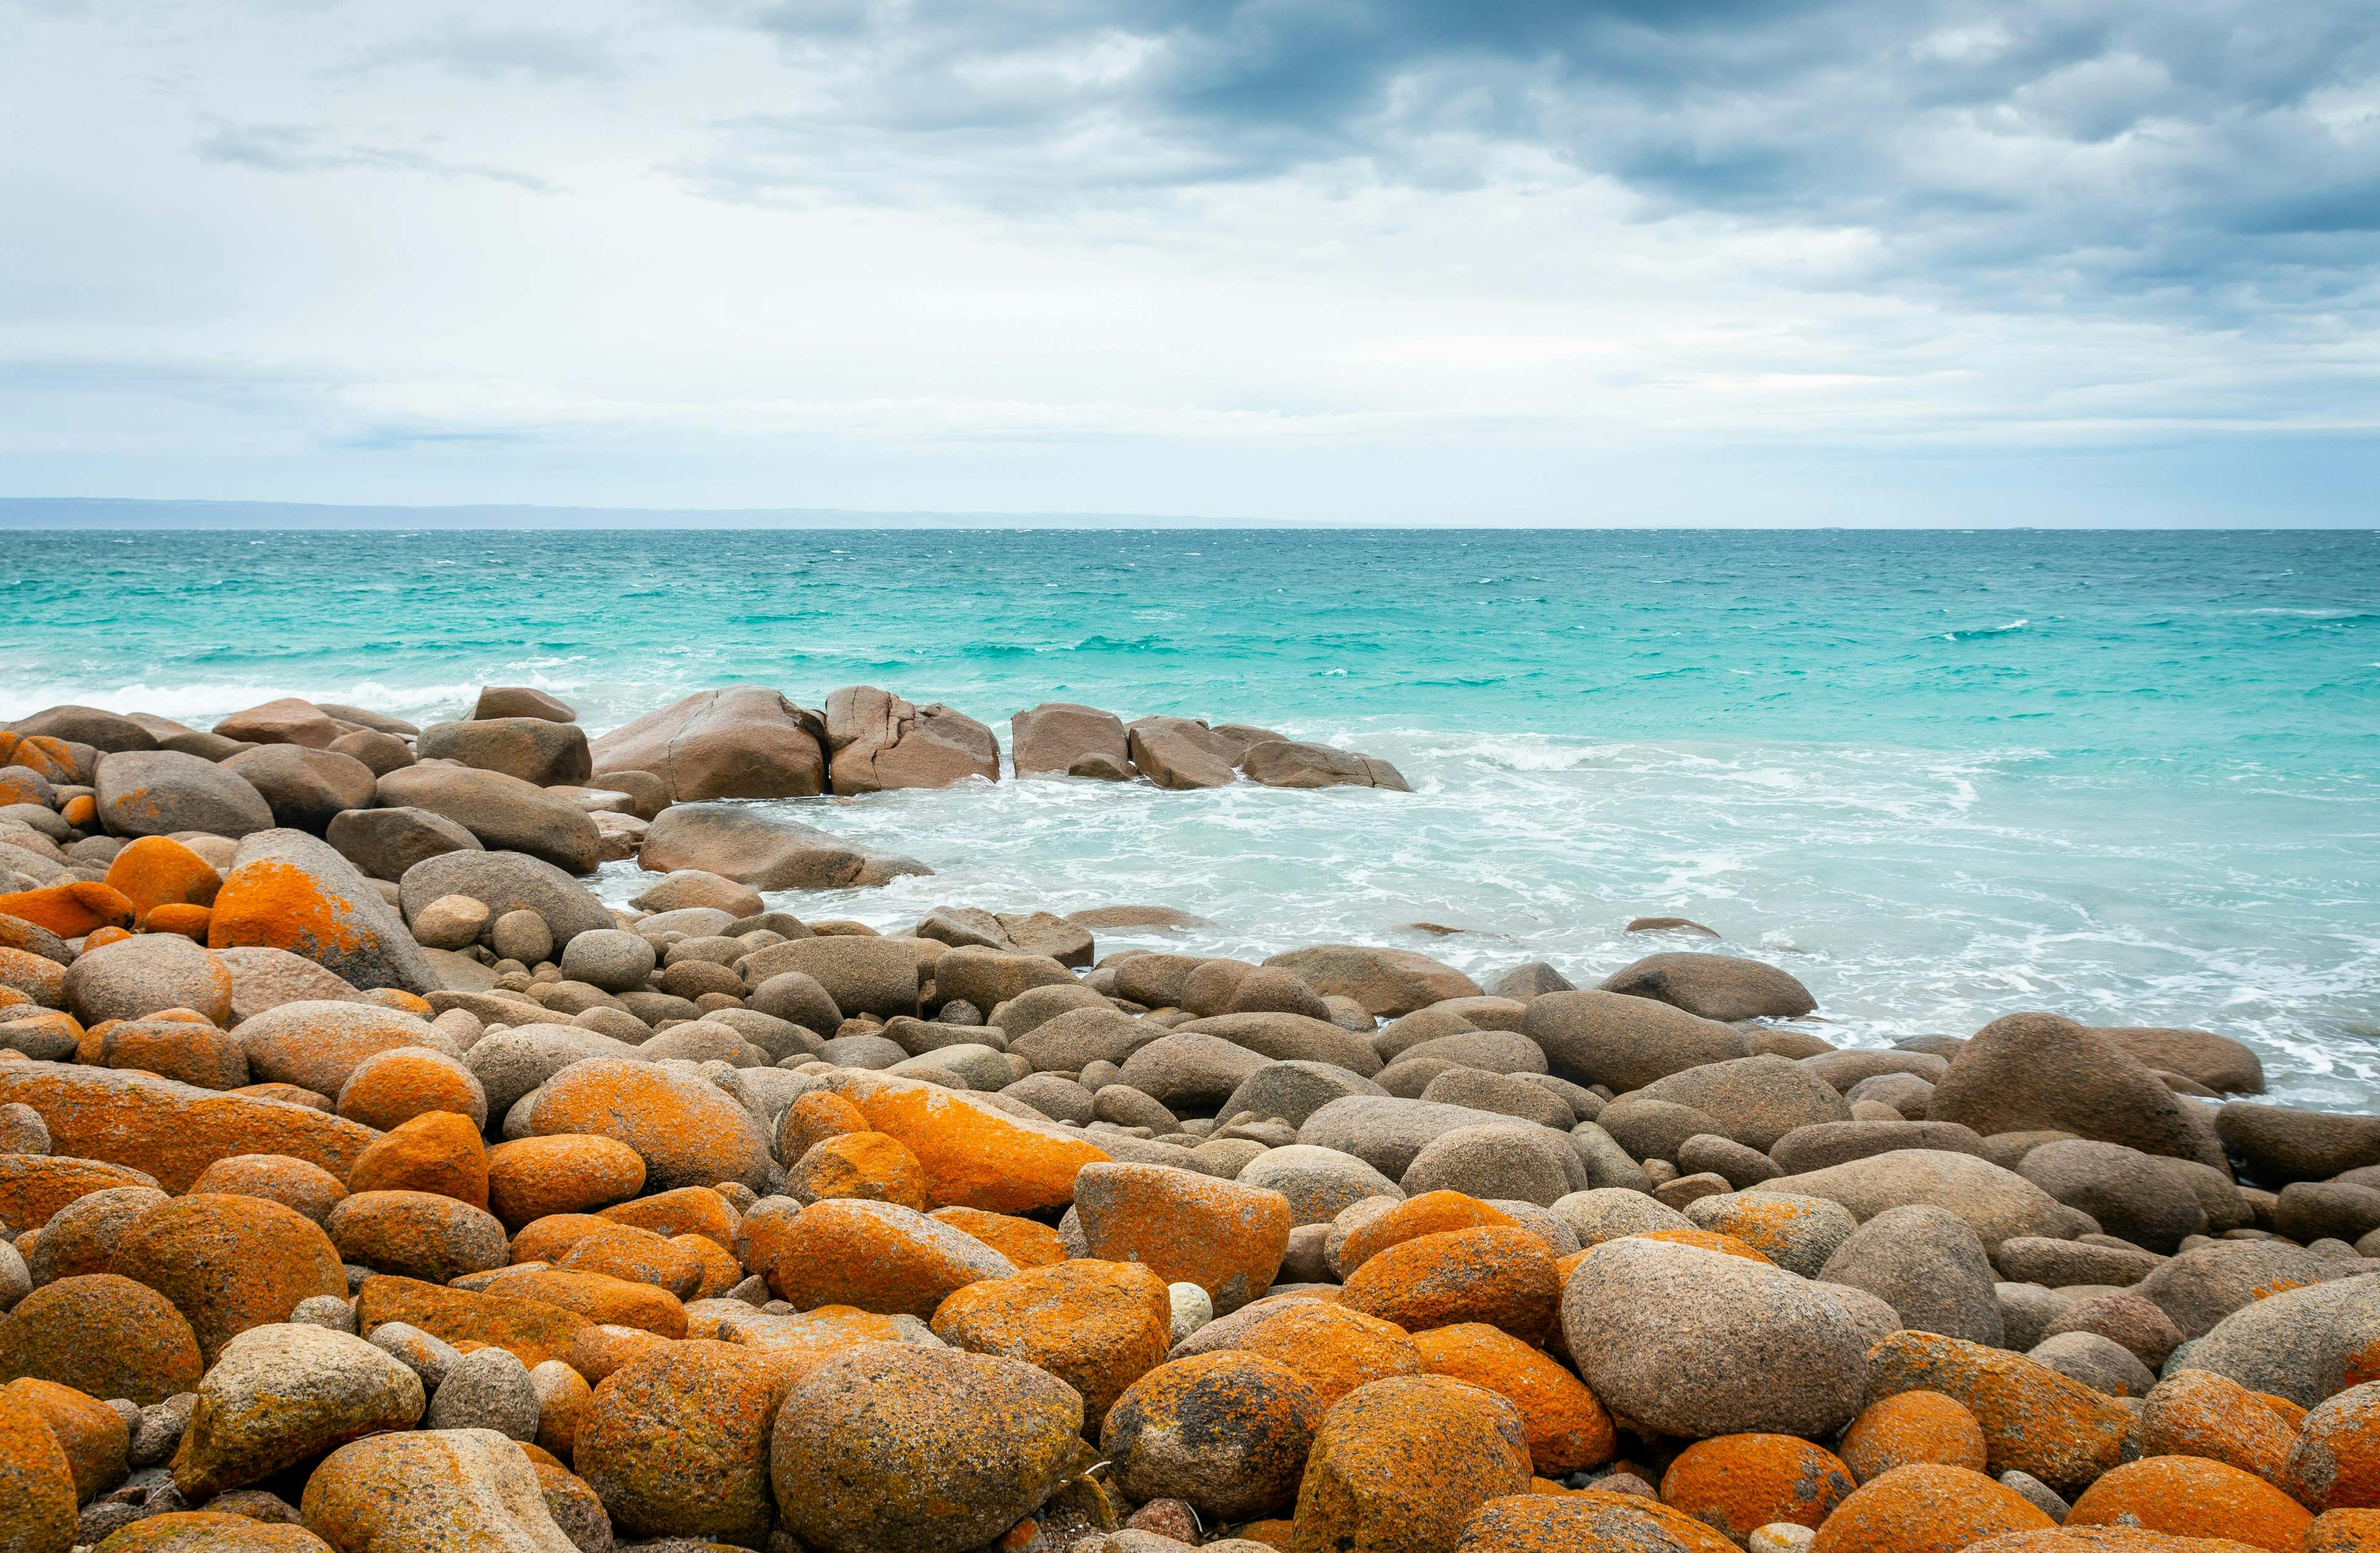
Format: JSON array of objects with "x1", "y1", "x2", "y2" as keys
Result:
[
  {"x1": 1012, "y1": 703, "x2": 1134, "y2": 781},
  {"x1": 1124, "y1": 718, "x2": 1238, "y2": 790},
  {"x1": 1599, "y1": 952, "x2": 1817, "y2": 1023},
  {"x1": 824, "y1": 687, "x2": 998, "y2": 793},
  {"x1": 1238, "y1": 739, "x2": 1409, "y2": 791},
  {"x1": 593, "y1": 687, "x2": 827, "y2": 802}
]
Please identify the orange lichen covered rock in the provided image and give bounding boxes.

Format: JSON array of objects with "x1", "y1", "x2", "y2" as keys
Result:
[
  {"x1": 821, "y1": 1068, "x2": 1110, "y2": 1212},
  {"x1": 0, "y1": 948, "x2": 64, "y2": 1009},
  {"x1": 777, "y1": 1089, "x2": 870, "y2": 1163},
  {"x1": 1339, "y1": 1226, "x2": 1561, "y2": 1340},
  {"x1": 0, "y1": 1062, "x2": 375, "y2": 1191},
  {"x1": 98, "y1": 1019, "x2": 247, "y2": 1091},
  {"x1": 101, "y1": 838, "x2": 221, "y2": 923},
  {"x1": 335, "y1": 1046, "x2": 486, "y2": 1132},
  {"x1": 1230, "y1": 1299, "x2": 1422, "y2": 1412},
  {"x1": 226, "y1": 1081, "x2": 333, "y2": 1112},
  {"x1": 1101, "y1": 1350, "x2": 1326, "y2": 1523},
  {"x1": 931, "y1": 1258, "x2": 1173, "y2": 1428},
  {"x1": 188, "y1": 1153, "x2": 348, "y2": 1224},
  {"x1": 0, "y1": 1153, "x2": 160, "y2": 1228},
  {"x1": 787, "y1": 1130, "x2": 928, "y2": 1210},
  {"x1": 140, "y1": 905, "x2": 212, "y2": 942},
  {"x1": 2288, "y1": 1381, "x2": 2380, "y2": 1513},
  {"x1": 0, "y1": 1274, "x2": 203, "y2": 1405},
  {"x1": 1839, "y1": 1389, "x2": 1990, "y2": 1484},
  {"x1": 510, "y1": 1213, "x2": 624, "y2": 1266},
  {"x1": 512, "y1": 1060, "x2": 772, "y2": 1194},
  {"x1": 1292, "y1": 1373, "x2": 1534, "y2": 1553},
  {"x1": 82, "y1": 927, "x2": 134, "y2": 951},
  {"x1": 2139, "y1": 1369, "x2": 2298, "y2": 1488},
  {"x1": 1660, "y1": 1433, "x2": 1857, "y2": 1543},
  {"x1": 2309, "y1": 1510, "x2": 2380, "y2": 1552},
  {"x1": 1412, "y1": 1322, "x2": 1614, "y2": 1476},
  {"x1": 1073, "y1": 1161, "x2": 1292, "y2": 1313},
  {"x1": 356, "y1": 1274, "x2": 593, "y2": 1371},
  {"x1": 105, "y1": 1192, "x2": 345, "y2": 1363},
  {"x1": 0, "y1": 1379, "x2": 77, "y2": 1553},
  {"x1": 205, "y1": 832, "x2": 434, "y2": 996},
  {"x1": 7, "y1": 1376, "x2": 128, "y2": 1504},
  {"x1": 531, "y1": 1359, "x2": 591, "y2": 1459},
  {"x1": 2069, "y1": 1456, "x2": 2312, "y2": 1551},
  {"x1": 346, "y1": 1110, "x2": 488, "y2": 1208},
  {"x1": 930, "y1": 1205, "x2": 1069, "y2": 1269},
  {"x1": 1809, "y1": 1463, "x2": 2057, "y2": 1553},
  {"x1": 0, "y1": 882, "x2": 135, "y2": 939},
  {"x1": 596, "y1": 1186, "x2": 740, "y2": 1251},
  {"x1": 1634, "y1": 1226, "x2": 1776, "y2": 1264},
  {"x1": 575, "y1": 1339, "x2": 796, "y2": 1547},
  {"x1": 359, "y1": 988, "x2": 432, "y2": 1016},
  {"x1": 1864, "y1": 1329, "x2": 2133, "y2": 1496},
  {"x1": 1967, "y1": 1534, "x2": 2270, "y2": 1553},
  {"x1": 556, "y1": 1225, "x2": 705, "y2": 1298},
  {"x1": 89, "y1": 1511, "x2": 335, "y2": 1552},
  {"x1": 1335, "y1": 1190, "x2": 1520, "y2": 1276},
  {"x1": 1453, "y1": 1492, "x2": 1738, "y2": 1553},
  {"x1": 327, "y1": 1189, "x2": 509, "y2": 1285},
  {"x1": 671, "y1": 1233, "x2": 742, "y2": 1299},
  {"x1": 566, "y1": 1323, "x2": 675, "y2": 1386},
  {"x1": 486, "y1": 1135, "x2": 645, "y2": 1229},
  {"x1": 300, "y1": 1427, "x2": 579, "y2": 1553},
  {"x1": 476, "y1": 1268, "x2": 689, "y2": 1339},
  {"x1": 0, "y1": 731, "x2": 79, "y2": 782},
  {"x1": 767, "y1": 1198, "x2": 1016, "y2": 1318}
]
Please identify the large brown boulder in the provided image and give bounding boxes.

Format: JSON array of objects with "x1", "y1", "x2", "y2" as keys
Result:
[
  {"x1": 221, "y1": 746, "x2": 377, "y2": 835},
  {"x1": 2216, "y1": 1102, "x2": 2380, "y2": 1184},
  {"x1": 11, "y1": 705, "x2": 157, "y2": 752},
  {"x1": 1011, "y1": 703, "x2": 1132, "y2": 781},
  {"x1": 0, "y1": 1063, "x2": 376, "y2": 1192},
  {"x1": 93, "y1": 750, "x2": 273, "y2": 839},
  {"x1": 211, "y1": 698, "x2": 343, "y2": 749},
  {"x1": 1124, "y1": 717, "x2": 1238, "y2": 790},
  {"x1": 743, "y1": 936, "x2": 922, "y2": 1019},
  {"x1": 1599, "y1": 951, "x2": 1817, "y2": 1022},
  {"x1": 395, "y1": 851, "x2": 614, "y2": 947},
  {"x1": 325, "y1": 806, "x2": 482, "y2": 882},
  {"x1": 207, "y1": 829, "x2": 438, "y2": 994},
  {"x1": 591, "y1": 686, "x2": 828, "y2": 801},
  {"x1": 1753, "y1": 1148, "x2": 2094, "y2": 1252},
  {"x1": 824, "y1": 687, "x2": 999, "y2": 792},
  {"x1": 2092, "y1": 1026, "x2": 2264, "y2": 1095},
  {"x1": 1520, "y1": 990, "x2": 1750, "y2": 1091},
  {"x1": 1238, "y1": 739, "x2": 1409, "y2": 791},
  {"x1": 638, "y1": 803, "x2": 927, "y2": 890},
  {"x1": 1928, "y1": 1013, "x2": 2226, "y2": 1169},
  {"x1": 1261, "y1": 945, "x2": 1480, "y2": 1018},
  {"x1": 416, "y1": 719, "x2": 593, "y2": 788},
  {"x1": 376, "y1": 764, "x2": 601, "y2": 874},
  {"x1": 472, "y1": 687, "x2": 575, "y2": 723}
]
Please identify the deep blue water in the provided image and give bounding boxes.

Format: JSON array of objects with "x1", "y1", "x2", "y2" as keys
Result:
[{"x1": 6, "y1": 528, "x2": 2377, "y2": 1102}]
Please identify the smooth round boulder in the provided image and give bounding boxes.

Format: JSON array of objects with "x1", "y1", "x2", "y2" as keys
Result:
[
  {"x1": 93, "y1": 750, "x2": 273, "y2": 840},
  {"x1": 62, "y1": 934, "x2": 234, "y2": 1026},
  {"x1": 0, "y1": 1274, "x2": 203, "y2": 1405},
  {"x1": 930, "y1": 1258, "x2": 1173, "y2": 1429},
  {"x1": 1101, "y1": 1350, "x2": 1324, "y2": 1523},
  {"x1": 299, "y1": 1427, "x2": 579, "y2": 1553},
  {"x1": 575, "y1": 1339, "x2": 790, "y2": 1546},
  {"x1": 1292, "y1": 1374, "x2": 1533, "y2": 1553},
  {"x1": 106, "y1": 1194, "x2": 346, "y2": 1365},
  {"x1": 168, "y1": 1322, "x2": 424, "y2": 1499},
  {"x1": 326, "y1": 1191, "x2": 509, "y2": 1285},
  {"x1": 558, "y1": 930, "x2": 657, "y2": 995}
]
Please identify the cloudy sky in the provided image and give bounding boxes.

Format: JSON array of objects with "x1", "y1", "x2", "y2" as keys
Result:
[{"x1": 4, "y1": 0, "x2": 2377, "y2": 524}]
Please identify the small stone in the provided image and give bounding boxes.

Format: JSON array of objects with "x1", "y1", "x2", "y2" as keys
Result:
[
  {"x1": 422, "y1": 1345, "x2": 540, "y2": 1440},
  {"x1": 411, "y1": 894, "x2": 491, "y2": 951}
]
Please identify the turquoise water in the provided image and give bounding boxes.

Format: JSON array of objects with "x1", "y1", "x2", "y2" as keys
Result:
[{"x1": 6, "y1": 528, "x2": 2378, "y2": 1103}]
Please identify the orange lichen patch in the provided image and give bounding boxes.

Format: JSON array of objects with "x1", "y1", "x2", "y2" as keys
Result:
[
  {"x1": 101, "y1": 838, "x2": 221, "y2": 923},
  {"x1": 1335, "y1": 1190, "x2": 1520, "y2": 1277},
  {"x1": 1239, "y1": 1520, "x2": 1297, "y2": 1551},
  {"x1": 486, "y1": 1135, "x2": 646, "y2": 1230},
  {"x1": 575, "y1": 1339, "x2": 798, "y2": 1547},
  {"x1": 356, "y1": 1273, "x2": 592, "y2": 1371},
  {"x1": 88, "y1": 1510, "x2": 336, "y2": 1552},
  {"x1": 0, "y1": 768, "x2": 48, "y2": 807},
  {"x1": 1075, "y1": 1162, "x2": 1293, "y2": 1313},
  {"x1": 555, "y1": 1225, "x2": 705, "y2": 1299},
  {"x1": 0, "y1": 1153, "x2": 161, "y2": 1228},
  {"x1": 2259, "y1": 1394, "x2": 2309, "y2": 1430},
  {"x1": 1810, "y1": 1463, "x2": 2056, "y2": 1553},
  {"x1": 1228, "y1": 1299, "x2": 1422, "y2": 1412},
  {"x1": 2138, "y1": 1370, "x2": 2298, "y2": 1488},
  {"x1": 512, "y1": 1214, "x2": 624, "y2": 1266},
  {"x1": 1338, "y1": 1226, "x2": 1562, "y2": 1341},
  {"x1": 345, "y1": 1110, "x2": 488, "y2": 1208},
  {"x1": 0, "y1": 945, "x2": 66, "y2": 1008},
  {"x1": 0, "y1": 881, "x2": 136, "y2": 939},
  {"x1": 1411, "y1": 1322, "x2": 1615, "y2": 1477},
  {"x1": 187, "y1": 1153, "x2": 348, "y2": 1224},
  {"x1": 567, "y1": 1322, "x2": 676, "y2": 1386},
  {"x1": 671, "y1": 1234, "x2": 742, "y2": 1300},
  {"x1": 477, "y1": 1267, "x2": 689, "y2": 1339},
  {"x1": 84, "y1": 926, "x2": 136, "y2": 951},
  {"x1": 2309, "y1": 1510, "x2": 2380, "y2": 1551},
  {"x1": 141, "y1": 905, "x2": 212, "y2": 942},
  {"x1": 1454, "y1": 1492, "x2": 1738, "y2": 1553},
  {"x1": 205, "y1": 858, "x2": 372, "y2": 962},
  {"x1": 930, "y1": 1205, "x2": 1069, "y2": 1269},
  {"x1": 1633, "y1": 1226, "x2": 1776, "y2": 1264},
  {"x1": 767, "y1": 1199, "x2": 1016, "y2": 1318},
  {"x1": 1660, "y1": 1433, "x2": 1858, "y2": 1542},
  {"x1": 2287, "y1": 1381, "x2": 2380, "y2": 1513},
  {"x1": 0, "y1": 731, "x2": 79, "y2": 782},
  {"x1": 931, "y1": 1258, "x2": 1173, "y2": 1430},
  {"x1": 596, "y1": 1186, "x2": 740, "y2": 1252},
  {"x1": 0, "y1": 1379, "x2": 78, "y2": 1552},
  {"x1": 1839, "y1": 1389, "x2": 1990, "y2": 1484},
  {"x1": 787, "y1": 1129, "x2": 929, "y2": 1210},
  {"x1": 359, "y1": 988, "x2": 433, "y2": 1016},
  {"x1": 0, "y1": 1062, "x2": 375, "y2": 1192},
  {"x1": 0, "y1": 1274, "x2": 203, "y2": 1406},
  {"x1": 822, "y1": 1068, "x2": 1110, "y2": 1213},
  {"x1": 531, "y1": 1361, "x2": 591, "y2": 1459},
  {"x1": 1293, "y1": 1372, "x2": 1535, "y2": 1553},
  {"x1": 6, "y1": 1376, "x2": 128, "y2": 1505},
  {"x1": 56, "y1": 795, "x2": 96, "y2": 829},
  {"x1": 1100, "y1": 1350, "x2": 1326, "y2": 1523},
  {"x1": 2069, "y1": 1456, "x2": 2312, "y2": 1551},
  {"x1": 107, "y1": 1192, "x2": 346, "y2": 1365},
  {"x1": 335, "y1": 1047, "x2": 483, "y2": 1132},
  {"x1": 328, "y1": 1190, "x2": 509, "y2": 1285},
  {"x1": 777, "y1": 1089, "x2": 870, "y2": 1163},
  {"x1": 1954, "y1": 1531, "x2": 2267, "y2": 1552},
  {"x1": 1863, "y1": 1329, "x2": 2134, "y2": 1497},
  {"x1": 98, "y1": 1019, "x2": 247, "y2": 1091}
]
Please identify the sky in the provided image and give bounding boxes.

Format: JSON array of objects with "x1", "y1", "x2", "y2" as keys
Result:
[{"x1": 3, "y1": 0, "x2": 2378, "y2": 525}]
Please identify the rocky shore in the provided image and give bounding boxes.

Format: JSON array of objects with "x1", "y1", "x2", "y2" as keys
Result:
[{"x1": 1, "y1": 689, "x2": 2378, "y2": 1553}]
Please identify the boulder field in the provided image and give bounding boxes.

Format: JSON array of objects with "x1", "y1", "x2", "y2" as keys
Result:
[{"x1": 0, "y1": 689, "x2": 2371, "y2": 1553}]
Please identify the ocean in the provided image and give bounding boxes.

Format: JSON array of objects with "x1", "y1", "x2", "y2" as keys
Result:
[{"x1": 6, "y1": 527, "x2": 2376, "y2": 1106}]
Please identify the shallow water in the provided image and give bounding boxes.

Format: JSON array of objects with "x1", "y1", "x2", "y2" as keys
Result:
[{"x1": 6, "y1": 527, "x2": 2376, "y2": 1106}]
